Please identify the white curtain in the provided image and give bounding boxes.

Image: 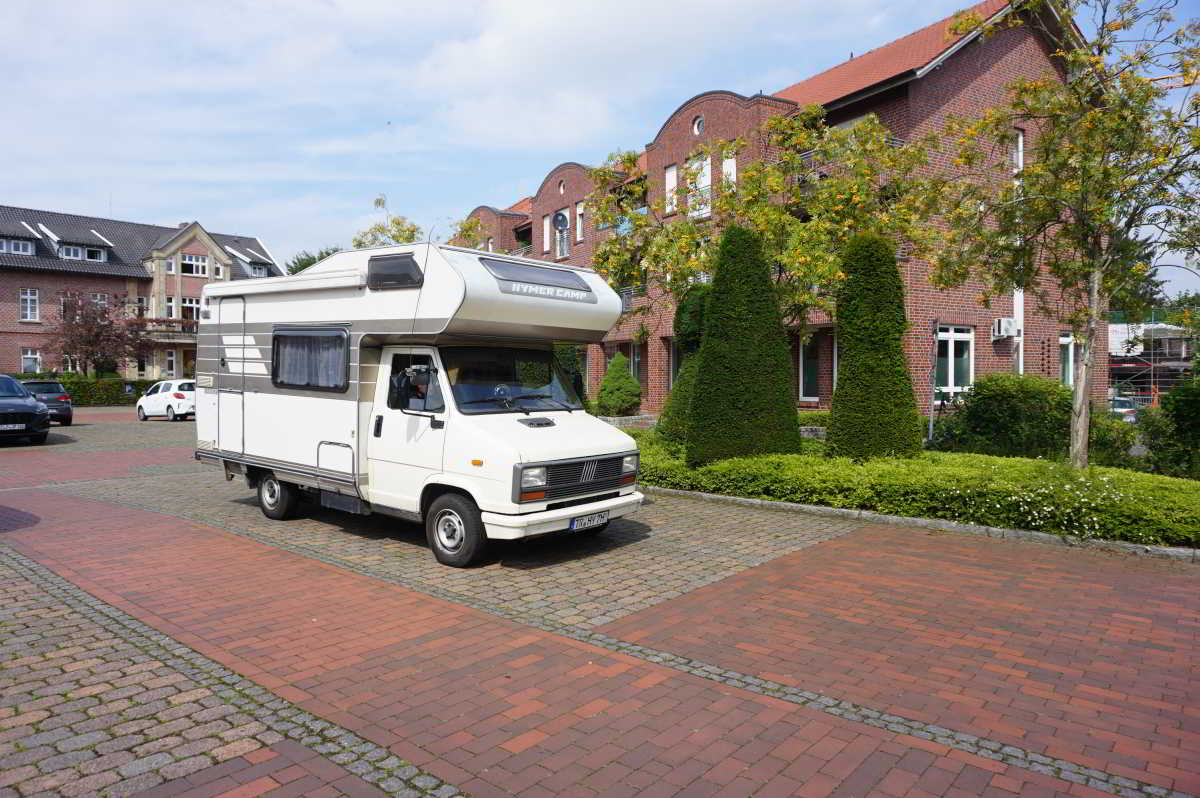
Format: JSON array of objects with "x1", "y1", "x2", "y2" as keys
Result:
[{"x1": 275, "y1": 333, "x2": 345, "y2": 389}]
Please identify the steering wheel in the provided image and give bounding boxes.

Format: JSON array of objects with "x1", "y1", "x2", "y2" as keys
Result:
[{"x1": 493, "y1": 384, "x2": 512, "y2": 399}]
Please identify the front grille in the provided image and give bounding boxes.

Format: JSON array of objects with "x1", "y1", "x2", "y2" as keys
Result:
[
  {"x1": 0, "y1": 412, "x2": 34, "y2": 425},
  {"x1": 532, "y1": 456, "x2": 630, "y2": 501}
]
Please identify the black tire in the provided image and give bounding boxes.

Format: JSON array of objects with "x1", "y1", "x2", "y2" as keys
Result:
[
  {"x1": 60, "y1": 417, "x2": 72, "y2": 427},
  {"x1": 137, "y1": 406, "x2": 147, "y2": 421},
  {"x1": 258, "y1": 473, "x2": 299, "y2": 520},
  {"x1": 166, "y1": 406, "x2": 176, "y2": 422},
  {"x1": 28, "y1": 433, "x2": 48, "y2": 445},
  {"x1": 425, "y1": 493, "x2": 487, "y2": 567}
]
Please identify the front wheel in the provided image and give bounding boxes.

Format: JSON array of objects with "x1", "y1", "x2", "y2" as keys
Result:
[
  {"x1": 28, "y1": 433, "x2": 48, "y2": 445},
  {"x1": 425, "y1": 494, "x2": 487, "y2": 567},
  {"x1": 258, "y1": 474, "x2": 299, "y2": 520},
  {"x1": 137, "y1": 406, "x2": 147, "y2": 421},
  {"x1": 60, "y1": 417, "x2": 72, "y2": 427}
]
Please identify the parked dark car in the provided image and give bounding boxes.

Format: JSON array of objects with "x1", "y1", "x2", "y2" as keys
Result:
[
  {"x1": 0, "y1": 375, "x2": 51, "y2": 444},
  {"x1": 21, "y1": 380, "x2": 73, "y2": 426}
]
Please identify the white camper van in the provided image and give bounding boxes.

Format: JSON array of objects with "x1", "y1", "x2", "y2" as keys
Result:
[{"x1": 194, "y1": 243, "x2": 642, "y2": 566}]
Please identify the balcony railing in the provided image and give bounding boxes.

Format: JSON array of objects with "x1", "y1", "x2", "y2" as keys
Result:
[
  {"x1": 617, "y1": 285, "x2": 647, "y2": 312},
  {"x1": 511, "y1": 244, "x2": 533, "y2": 257},
  {"x1": 138, "y1": 318, "x2": 198, "y2": 342}
]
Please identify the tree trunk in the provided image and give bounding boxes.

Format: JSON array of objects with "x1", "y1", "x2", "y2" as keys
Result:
[{"x1": 1069, "y1": 267, "x2": 1101, "y2": 469}]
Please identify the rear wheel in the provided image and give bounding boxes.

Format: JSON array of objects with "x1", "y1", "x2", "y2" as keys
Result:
[
  {"x1": 425, "y1": 493, "x2": 487, "y2": 567},
  {"x1": 258, "y1": 473, "x2": 299, "y2": 520},
  {"x1": 166, "y1": 406, "x2": 176, "y2": 422},
  {"x1": 60, "y1": 416, "x2": 72, "y2": 427},
  {"x1": 137, "y1": 406, "x2": 147, "y2": 421}
]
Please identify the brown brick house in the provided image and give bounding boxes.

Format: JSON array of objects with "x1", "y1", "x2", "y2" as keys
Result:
[
  {"x1": 463, "y1": 0, "x2": 1107, "y2": 414},
  {"x1": 0, "y1": 205, "x2": 280, "y2": 379}
]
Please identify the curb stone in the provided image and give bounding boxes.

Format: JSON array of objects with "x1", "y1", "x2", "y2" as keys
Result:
[
  {"x1": 640, "y1": 485, "x2": 1199, "y2": 563},
  {"x1": 0, "y1": 545, "x2": 467, "y2": 798}
]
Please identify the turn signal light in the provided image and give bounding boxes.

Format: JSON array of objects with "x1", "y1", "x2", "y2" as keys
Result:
[
  {"x1": 620, "y1": 474, "x2": 636, "y2": 485},
  {"x1": 520, "y1": 490, "x2": 546, "y2": 501}
]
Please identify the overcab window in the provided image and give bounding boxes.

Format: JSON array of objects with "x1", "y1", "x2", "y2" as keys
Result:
[
  {"x1": 367, "y1": 253, "x2": 423, "y2": 290},
  {"x1": 272, "y1": 329, "x2": 349, "y2": 392}
]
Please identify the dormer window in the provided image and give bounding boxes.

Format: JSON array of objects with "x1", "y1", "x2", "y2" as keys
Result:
[
  {"x1": 0, "y1": 239, "x2": 32, "y2": 255},
  {"x1": 181, "y1": 253, "x2": 208, "y2": 276},
  {"x1": 60, "y1": 245, "x2": 82, "y2": 260},
  {"x1": 85, "y1": 247, "x2": 106, "y2": 262},
  {"x1": 251, "y1": 264, "x2": 267, "y2": 278}
]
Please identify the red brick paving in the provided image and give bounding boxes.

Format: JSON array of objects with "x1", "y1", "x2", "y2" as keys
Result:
[
  {"x1": 0, "y1": 489, "x2": 1095, "y2": 797},
  {"x1": 601, "y1": 525, "x2": 1200, "y2": 796},
  {"x1": 0, "y1": 444, "x2": 191, "y2": 488}
]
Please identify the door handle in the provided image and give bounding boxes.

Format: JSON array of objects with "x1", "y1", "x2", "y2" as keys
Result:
[{"x1": 373, "y1": 415, "x2": 383, "y2": 437}]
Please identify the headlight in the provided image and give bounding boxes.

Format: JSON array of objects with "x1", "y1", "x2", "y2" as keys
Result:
[
  {"x1": 520, "y1": 467, "x2": 547, "y2": 489},
  {"x1": 622, "y1": 454, "x2": 639, "y2": 474},
  {"x1": 35, "y1": 403, "x2": 49, "y2": 414}
]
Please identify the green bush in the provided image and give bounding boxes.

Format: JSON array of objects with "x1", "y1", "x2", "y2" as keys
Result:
[
  {"x1": 797, "y1": 410, "x2": 831, "y2": 427},
  {"x1": 673, "y1": 283, "x2": 712, "y2": 356},
  {"x1": 686, "y1": 226, "x2": 802, "y2": 466},
  {"x1": 1161, "y1": 381, "x2": 1200, "y2": 475},
  {"x1": 59, "y1": 377, "x2": 157, "y2": 406},
  {"x1": 656, "y1": 356, "x2": 699, "y2": 444},
  {"x1": 1088, "y1": 412, "x2": 1139, "y2": 469},
  {"x1": 1140, "y1": 402, "x2": 1199, "y2": 479},
  {"x1": 596, "y1": 352, "x2": 641, "y2": 416},
  {"x1": 633, "y1": 431, "x2": 1200, "y2": 547},
  {"x1": 932, "y1": 373, "x2": 1071, "y2": 458},
  {"x1": 828, "y1": 234, "x2": 921, "y2": 459}
]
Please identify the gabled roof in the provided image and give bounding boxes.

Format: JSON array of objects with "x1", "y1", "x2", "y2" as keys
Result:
[
  {"x1": 774, "y1": 0, "x2": 1009, "y2": 107},
  {"x1": 0, "y1": 204, "x2": 279, "y2": 280}
]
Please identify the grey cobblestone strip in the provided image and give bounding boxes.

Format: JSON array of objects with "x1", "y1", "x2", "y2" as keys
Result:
[
  {"x1": 54, "y1": 493, "x2": 1192, "y2": 798},
  {"x1": 0, "y1": 545, "x2": 466, "y2": 798}
]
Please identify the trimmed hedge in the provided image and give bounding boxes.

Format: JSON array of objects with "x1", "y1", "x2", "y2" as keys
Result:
[
  {"x1": 596, "y1": 353, "x2": 641, "y2": 416},
  {"x1": 686, "y1": 226, "x2": 802, "y2": 466},
  {"x1": 673, "y1": 283, "x2": 712, "y2": 356},
  {"x1": 828, "y1": 234, "x2": 921, "y2": 459},
  {"x1": 8, "y1": 373, "x2": 155, "y2": 406},
  {"x1": 634, "y1": 431, "x2": 1200, "y2": 547},
  {"x1": 797, "y1": 410, "x2": 831, "y2": 427}
]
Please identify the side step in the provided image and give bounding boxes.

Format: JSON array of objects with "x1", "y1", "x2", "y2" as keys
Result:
[{"x1": 320, "y1": 490, "x2": 368, "y2": 515}]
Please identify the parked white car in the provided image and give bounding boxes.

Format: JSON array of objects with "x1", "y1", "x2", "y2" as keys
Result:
[{"x1": 136, "y1": 380, "x2": 196, "y2": 421}]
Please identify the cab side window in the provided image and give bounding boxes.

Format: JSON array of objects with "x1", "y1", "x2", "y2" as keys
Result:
[{"x1": 387, "y1": 353, "x2": 444, "y2": 412}]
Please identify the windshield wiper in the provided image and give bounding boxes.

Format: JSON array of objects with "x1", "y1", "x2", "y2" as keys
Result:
[{"x1": 461, "y1": 396, "x2": 513, "y2": 406}]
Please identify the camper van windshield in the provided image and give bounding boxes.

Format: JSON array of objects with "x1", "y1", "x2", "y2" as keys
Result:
[{"x1": 439, "y1": 347, "x2": 584, "y2": 414}]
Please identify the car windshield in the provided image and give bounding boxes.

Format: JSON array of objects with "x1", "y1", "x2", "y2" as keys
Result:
[
  {"x1": 1112, "y1": 399, "x2": 1134, "y2": 409},
  {"x1": 0, "y1": 377, "x2": 28, "y2": 397},
  {"x1": 439, "y1": 346, "x2": 584, "y2": 414},
  {"x1": 24, "y1": 382, "x2": 64, "y2": 394}
]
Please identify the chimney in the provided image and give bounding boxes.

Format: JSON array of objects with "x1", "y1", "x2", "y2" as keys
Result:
[{"x1": 178, "y1": 222, "x2": 189, "y2": 228}]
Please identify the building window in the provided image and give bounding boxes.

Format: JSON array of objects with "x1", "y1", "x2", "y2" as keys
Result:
[
  {"x1": 936, "y1": 325, "x2": 974, "y2": 401},
  {"x1": 166, "y1": 257, "x2": 175, "y2": 274},
  {"x1": 542, "y1": 215, "x2": 550, "y2": 252},
  {"x1": 664, "y1": 164, "x2": 678, "y2": 213},
  {"x1": 722, "y1": 155, "x2": 737, "y2": 184},
  {"x1": 1013, "y1": 128, "x2": 1025, "y2": 173},
  {"x1": 166, "y1": 349, "x2": 176, "y2": 377},
  {"x1": 19, "y1": 288, "x2": 38, "y2": 322},
  {"x1": 630, "y1": 343, "x2": 641, "y2": 382},
  {"x1": 134, "y1": 296, "x2": 149, "y2": 317},
  {"x1": 799, "y1": 336, "x2": 819, "y2": 402},
  {"x1": 214, "y1": 260, "x2": 223, "y2": 279},
  {"x1": 181, "y1": 296, "x2": 200, "y2": 321},
  {"x1": 688, "y1": 155, "x2": 711, "y2": 218},
  {"x1": 84, "y1": 247, "x2": 106, "y2": 262},
  {"x1": 181, "y1": 254, "x2": 208, "y2": 276},
  {"x1": 91, "y1": 293, "x2": 107, "y2": 308},
  {"x1": 136, "y1": 356, "x2": 146, "y2": 377},
  {"x1": 669, "y1": 339, "x2": 682, "y2": 388},
  {"x1": 165, "y1": 296, "x2": 175, "y2": 318},
  {"x1": 8, "y1": 240, "x2": 32, "y2": 255},
  {"x1": 558, "y1": 179, "x2": 565, "y2": 195},
  {"x1": 692, "y1": 115, "x2": 704, "y2": 136},
  {"x1": 21, "y1": 348, "x2": 41, "y2": 373},
  {"x1": 60, "y1": 245, "x2": 82, "y2": 259},
  {"x1": 575, "y1": 201, "x2": 584, "y2": 242},
  {"x1": 271, "y1": 329, "x2": 349, "y2": 392},
  {"x1": 555, "y1": 208, "x2": 569, "y2": 258},
  {"x1": 251, "y1": 264, "x2": 267, "y2": 278},
  {"x1": 486, "y1": 237, "x2": 494, "y2": 252},
  {"x1": 62, "y1": 355, "x2": 80, "y2": 373},
  {"x1": 1059, "y1": 332, "x2": 1078, "y2": 386}
]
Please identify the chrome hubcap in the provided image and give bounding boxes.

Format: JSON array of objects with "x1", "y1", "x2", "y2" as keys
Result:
[
  {"x1": 263, "y1": 479, "x2": 279, "y2": 508},
  {"x1": 434, "y1": 509, "x2": 465, "y2": 552}
]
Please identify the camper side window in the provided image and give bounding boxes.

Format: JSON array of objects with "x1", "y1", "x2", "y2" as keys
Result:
[
  {"x1": 271, "y1": 329, "x2": 349, "y2": 392},
  {"x1": 387, "y1": 354, "x2": 445, "y2": 412},
  {"x1": 367, "y1": 254, "x2": 423, "y2": 290}
]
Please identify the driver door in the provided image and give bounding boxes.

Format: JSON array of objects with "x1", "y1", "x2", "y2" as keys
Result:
[{"x1": 366, "y1": 347, "x2": 447, "y2": 513}]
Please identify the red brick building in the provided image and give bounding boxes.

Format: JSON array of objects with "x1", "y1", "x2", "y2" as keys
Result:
[
  {"x1": 463, "y1": 1, "x2": 1107, "y2": 414},
  {"x1": 0, "y1": 205, "x2": 280, "y2": 379}
]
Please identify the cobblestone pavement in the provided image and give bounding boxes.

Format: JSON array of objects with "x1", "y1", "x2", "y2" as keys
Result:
[{"x1": 2, "y1": 415, "x2": 1198, "y2": 798}]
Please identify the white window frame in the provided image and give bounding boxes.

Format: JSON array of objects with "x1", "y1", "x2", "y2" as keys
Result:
[
  {"x1": 664, "y1": 164, "x2": 678, "y2": 213},
  {"x1": 1013, "y1": 128, "x2": 1025, "y2": 174},
  {"x1": 9, "y1": 240, "x2": 32, "y2": 255},
  {"x1": 165, "y1": 296, "x2": 175, "y2": 319},
  {"x1": 84, "y1": 247, "x2": 106, "y2": 262},
  {"x1": 630, "y1": 343, "x2": 641, "y2": 381},
  {"x1": 798, "y1": 336, "x2": 819, "y2": 403},
  {"x1": 1059, "y1": 332, "x2": 1078, "y2": 386},
  {"x1": 91, "y1": 293, "x2": 107, "y2": 308},
  {"x1": 166, "y1": 257, "x2": 175, "y2": 274},
  {"x1": 181, "y1": 253, "x2": 208, "y2": 276},
  {"x1": 542, "y1": 215, "x2": 550, "y2": 252},
  {"x1": 936, "y1": 325, "x2": 975, "y2": 401},
  {"x1": 19, "y1": 288, "x2": 38, "y2": 322},
  {"x1": 181, "y1": 296, "x2": 201, "y2": 321},
  {"x1": 688, "y1": 155, "x2": 712, "y2": 218},
  {"x1": 575, "y1": 202, "x2": 584, "y2": 242},
  {"x1": 165, "y1": 349, "x2": 177, "y2": 378},
  {"x1": 21, "y1": 348, "x2": 41, "y2": 373},
  {"x1": 60, "y1": 245, "x2": 82, "y2": 260},
  {"x1": 554, "y1": 207, "x2": 569, "y2": 258},
  {"x1": 214, "y1": 260, "x2": 223, "y2": 279},
  {"x1": 722, "y1": 155, "x2": 737, "y2": 184},
  {"x1": 62, "y1": 354, "x2": 80, "y2": 373},
  {"x1": 251, "y1": 264, "x2": 267, "y2": 278}
]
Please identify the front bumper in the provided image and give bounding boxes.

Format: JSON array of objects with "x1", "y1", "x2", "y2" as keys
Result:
[
  {"x1": 482, "y1": 490, "x2": 643, "y2": 540},
  {"x1": 0, "y1": 417, "x2": 51, "y2": 437}
]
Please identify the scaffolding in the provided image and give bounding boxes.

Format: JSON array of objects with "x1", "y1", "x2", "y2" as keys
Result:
[{"x1": 1108, "y1": 309, "x2": 1196, "y2": 406}]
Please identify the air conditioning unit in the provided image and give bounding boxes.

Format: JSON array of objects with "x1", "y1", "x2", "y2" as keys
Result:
[{"x1": 992, "y1": 317, "x2": 1020, "y2": 340}]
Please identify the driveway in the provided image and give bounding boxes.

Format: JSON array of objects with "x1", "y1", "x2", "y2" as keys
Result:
[{"x1": 0, "y1": 412, "x2": 1196, "y2": 798}]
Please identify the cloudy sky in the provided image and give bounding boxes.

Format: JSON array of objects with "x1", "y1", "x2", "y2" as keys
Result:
[{"x1": 4, "y1": 0, "x2": 1199, "y2": 295}]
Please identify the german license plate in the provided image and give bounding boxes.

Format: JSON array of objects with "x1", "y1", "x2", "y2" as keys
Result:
[
  {"x1": 0, "y1": 424, "x2": 23, "y2": 431},
  {"x1": 569, "y1": 511, "x2": 608, "y2": 531}
]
